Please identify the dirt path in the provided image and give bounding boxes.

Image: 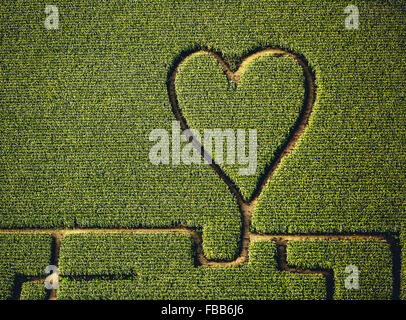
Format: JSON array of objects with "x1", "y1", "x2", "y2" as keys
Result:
[
  {"x1": 0, "y1": 227, "x2": 390, "y2": 268},
  {"x1": 1, "y1": 228, "x2": 394, "y2": 300}
]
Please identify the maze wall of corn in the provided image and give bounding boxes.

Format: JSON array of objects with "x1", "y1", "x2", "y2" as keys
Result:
[{"x1": 0, "y1": 0, "x2": 405, "y2": 300}]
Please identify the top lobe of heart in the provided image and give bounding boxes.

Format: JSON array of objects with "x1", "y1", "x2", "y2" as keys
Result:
[{"x1": 171, "y1": 49, "x2": 307, "y2": 202}]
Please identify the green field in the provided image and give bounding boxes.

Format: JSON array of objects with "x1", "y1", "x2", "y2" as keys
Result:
[
  {"x1": 287, "y1": 239, "x2": 393, "y2": 299},
  {"x1": 0, "y1": 233, "x2": 52, "y2": 300},
  {"x1": 0, "y1": 0, "x2": 405, "y2": 300},
  {"x1": 56, "y1": 233, "x2": 325, "y2": 300}
]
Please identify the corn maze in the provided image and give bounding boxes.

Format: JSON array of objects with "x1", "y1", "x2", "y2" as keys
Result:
[{"x1": 0, "y1": 0, "x2": 405, "y2": 301}]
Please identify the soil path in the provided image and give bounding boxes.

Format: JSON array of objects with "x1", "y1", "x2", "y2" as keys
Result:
[
  {"x1": 0, "y1": 228, "x2": 389, "y2": 269},
  {"x1": 0, "y1": 228, "x2": 392, "y2": 300}
]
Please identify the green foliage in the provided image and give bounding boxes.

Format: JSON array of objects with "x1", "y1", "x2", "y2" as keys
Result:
[
  {"x1": 287, "y1": 239, "x2": 393, "y2": 300},
  {"x1": 58, "y1": 233, "x2": 196, "y2": 276},
  {"x1": 0, "y1": 233, "x2": 52, "y2": 299},
  {"x1": 20, "y1": 281, "x2": 48, "y2": 300},
  {"x1": 0, "y1": 0, "x2": 404, "y2": 300},
  {"x1": 401, "y1": 228, "x2": 406, "y2": 300},
  {"x1": 251, "y1": 2, "x2": 405, "y2": 235},
  {"x1": 175, "y1": 51, "x2": 304, "y2": 200},
  {"x1": 0, "y1": 0, "x2": 403, "y2": 250},
  {"x1": 58, "y1": 234, "x2": 325, "y2": 299},
  {"x1": 0, "y1": 275, "x2": 14, "y2": 301},
  {"x1": 202, "y1": 216, "x2": 241, "y2": 261}
]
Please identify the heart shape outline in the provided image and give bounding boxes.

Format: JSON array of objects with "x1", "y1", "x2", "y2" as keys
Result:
[{"x1": 168, "y1": 48, "x2": 315, "y2": 210}]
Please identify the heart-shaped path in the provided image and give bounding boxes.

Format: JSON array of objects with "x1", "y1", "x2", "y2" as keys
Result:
[{"x1": 168, "y1": 48, "x2": 315, "y2": 263}]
